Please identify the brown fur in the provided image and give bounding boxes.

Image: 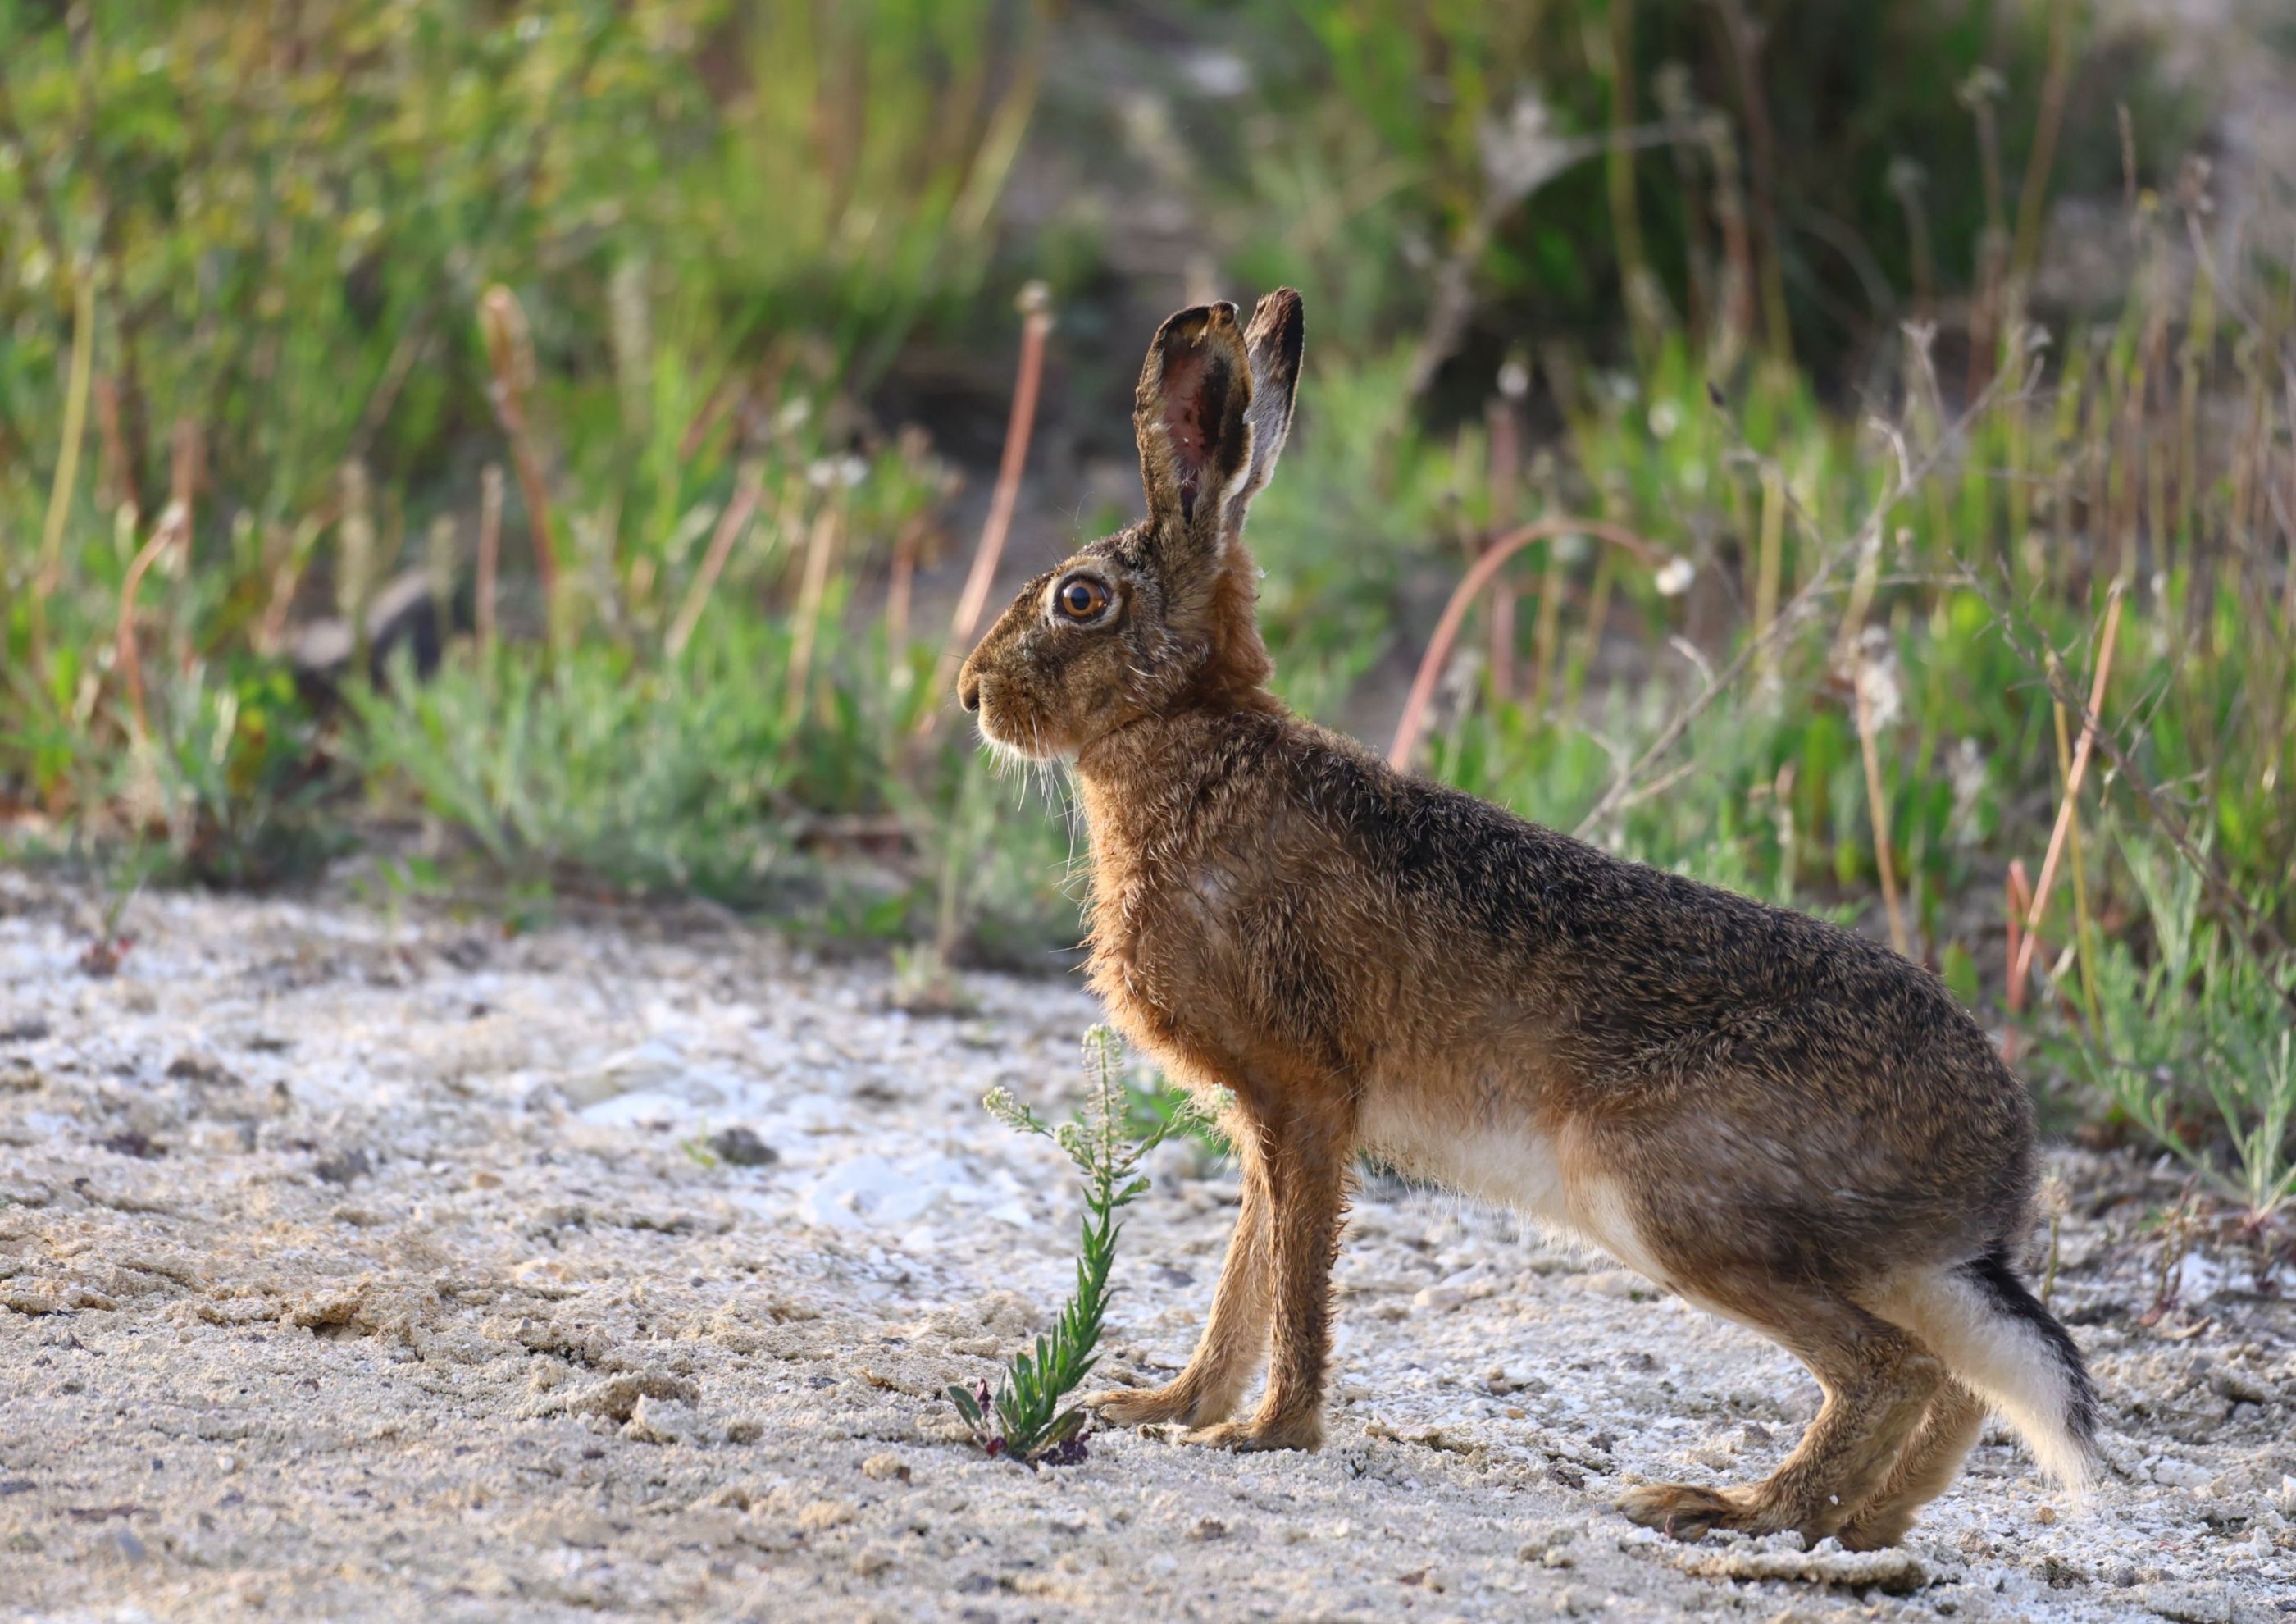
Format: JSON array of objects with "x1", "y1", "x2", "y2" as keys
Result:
[{"x1": 955, "y1": 290, "x2": 2098, "y2": 1545}]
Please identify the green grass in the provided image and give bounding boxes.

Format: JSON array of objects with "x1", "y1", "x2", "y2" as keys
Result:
[{"x1": 2048, "y1": 828, "x2": 2296, "y2": 1218}]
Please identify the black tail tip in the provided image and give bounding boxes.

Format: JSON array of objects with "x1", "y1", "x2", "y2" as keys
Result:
[{"x1": 1966, "y1": 1245, "x2": 2100, "y2": 1446}]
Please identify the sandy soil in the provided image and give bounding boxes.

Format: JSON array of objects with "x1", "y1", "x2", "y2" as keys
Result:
[{"x1": 2, "y1": 871, "x2": 2293, "y2": 1622}]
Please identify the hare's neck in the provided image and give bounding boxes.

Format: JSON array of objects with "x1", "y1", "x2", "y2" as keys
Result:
[
  {"x1": 1073, "y1": 705, "x2": 1256, "y2": 878},
  {"x1": 1072, "y1": 708, "x2": 1241, "y2": 991}
]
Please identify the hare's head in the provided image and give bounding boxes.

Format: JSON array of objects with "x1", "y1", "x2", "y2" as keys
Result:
[{"x1": 957, "y1": 289, "x2": 1303, "y2": 760}]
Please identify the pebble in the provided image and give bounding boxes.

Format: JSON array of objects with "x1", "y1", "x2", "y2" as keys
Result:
[
  {"x1": 2136, "y1": 1581, "x2": 2239, "y2": 1624},
  {"x1": 2150, "y1": 1457, "x2": 2215, "y2": 1490},
  {"x1": 708, "y1": 1125, "x2": 778, "y2": 1166},
  {"x1": 797, "y1": 1499, "x2": 856, "y2": 1533},
  {"x1": 2271, "y1": 1476, "x2": 2296, "y2": 1518},
  {"x1": 623, "y1": 1394, "x2": 708, "y2": 1445}
]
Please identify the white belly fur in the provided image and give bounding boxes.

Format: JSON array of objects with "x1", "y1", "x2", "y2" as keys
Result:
[{"x1": 1356, "y1": 1097, "x2": 1667, "y2": 1284}]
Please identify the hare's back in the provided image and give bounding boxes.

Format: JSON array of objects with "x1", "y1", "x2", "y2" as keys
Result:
[{"x1": 1291, "y1": 725, "x2": 2025, "y2": 1127}]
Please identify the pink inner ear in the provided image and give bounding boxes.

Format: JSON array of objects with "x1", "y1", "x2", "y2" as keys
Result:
[{"x1": 1160, "y1": 347, "x2": 1211, "y2": 519}]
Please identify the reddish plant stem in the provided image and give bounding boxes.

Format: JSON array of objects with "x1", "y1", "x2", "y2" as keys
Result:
[
  {"x1": 886, "y1": 512, "x2": 928, "y2": 653},
  {"x1": 476, "y1": 463, "x2": 504, "y2": 660},
  {"x1": 1485, "y1": 390, "x2": 1523, "y2": 700},
  {"x1": 2011, "y1": 587, "x2": 2125, "y2": 996},
  {"x1": 2003, "y1": 860, "x2": 2035, "y2": 1064},
  {"x1": 785, "y1": 504, "x2": 844, "y2": 731},
  {"x1": 1388, "y1": 518, "x2": 1664, "y2": 772},
  {"x1": 116, "y1": 427, "x2": 198, "y2": 739},
  {"x1": 116, "y1": 520, "x2": 177, "y2": 738},
  {"x1": 666, "y1": 462, "x2": 768, "y2": 660},
  {"x1": 93, "y1": 375, "x2": 131, "y2": 517},
  {"x1": 480, "y1": 287, "x2": 563, "y2": 634},
  {"x1": 944, "y1": 282, "x2": 1054, "y2": 671}
]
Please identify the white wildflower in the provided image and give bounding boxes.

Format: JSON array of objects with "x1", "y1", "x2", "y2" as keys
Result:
[
  {"x1": 1479, "y1": 92, "x2": 1570, "y2": 203},
  {"x1": 1852, "y1": 627, "x2": 1903, "y2": 732},
  {"x1": 1947, "y1": 738, "x2": 1989, "y2": 847},
  {"x1": 1182, "y1": 49, "x2": 1250, "y2": 98}
]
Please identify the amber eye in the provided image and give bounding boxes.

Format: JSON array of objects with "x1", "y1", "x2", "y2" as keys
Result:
[{"x1": 1055, "y1": 575, "x2": 1110, "y2": 621}]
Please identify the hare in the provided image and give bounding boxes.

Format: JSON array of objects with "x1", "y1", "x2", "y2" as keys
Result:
[{"x1": 955, "y1": 290, "x2": 2097, "y2": 1549}]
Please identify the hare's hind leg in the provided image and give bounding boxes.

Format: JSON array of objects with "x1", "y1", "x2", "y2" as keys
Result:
[
  {"x1": 1618, "y1": 1287, "x2": 1943, "y2": 1545},
  {"x1": 1834, "y1": 1379, "x2": 1988, "y2": 1549},
  {"x1": 1088, "y1": 1156, "x2": 1272, "y2": 1428}
]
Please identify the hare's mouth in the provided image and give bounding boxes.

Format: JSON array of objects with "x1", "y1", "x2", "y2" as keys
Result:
[{"x1": 972, "y1": 697, "x2": 1057, "y2": 762}]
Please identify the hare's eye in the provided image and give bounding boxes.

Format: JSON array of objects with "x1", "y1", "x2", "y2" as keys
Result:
[{"x1": 1055, "y1": 576, "x2": 1110, "y2": 622}]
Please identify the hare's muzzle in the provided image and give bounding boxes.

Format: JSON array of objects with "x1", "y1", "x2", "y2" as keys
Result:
[{"x1": 956, "y1": 664, "x2": 982, "y2": 714}]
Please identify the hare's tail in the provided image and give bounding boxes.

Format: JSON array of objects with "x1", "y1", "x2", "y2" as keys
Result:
[{"x1": 1883, "y1": 1246, "x2": 2101, "y2": 1489}]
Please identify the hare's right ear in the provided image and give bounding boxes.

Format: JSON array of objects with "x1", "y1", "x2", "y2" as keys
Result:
[
  {"x1": 1134, "y1": 300, "x2": 1254, "y2": 580},
  {"x1": 1133, "y1": 291, "x2": 1305, "y2": 587}
]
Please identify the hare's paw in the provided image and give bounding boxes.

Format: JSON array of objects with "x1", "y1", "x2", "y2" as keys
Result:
[
  {"x1": 1181, "y1": 1415, "x2": 1323, "y2": 1453},
  {"x1": 1834, "y1": 1507, "x2": 1916, "y2": 1552},
  {"x1": 1084, "y1": 1383, "x2": 1205, "y2": 1428},
  {"x1": 1615, "y1": 1483, "x2": 1749, "y2": 1543}
]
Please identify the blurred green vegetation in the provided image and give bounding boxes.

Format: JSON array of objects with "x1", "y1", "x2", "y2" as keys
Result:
[
  {"x1": 0, "y1": 0, "x2": 1034, "y2": 519},
  {"x1": 1215, "y1": 0, "x2": 2194, "y2": 376},
  {"x1": 1, "y1": 1, "x2": 2290, "y2": 1211}
]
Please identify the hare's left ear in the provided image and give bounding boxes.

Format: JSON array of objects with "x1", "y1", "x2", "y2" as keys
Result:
[
  {"x1": 1134, "y1": 289, "x2": 1304, "y2": 582},
  {"x1": 1225, "y1": 287, "x2": 1304, "y2": 533}
]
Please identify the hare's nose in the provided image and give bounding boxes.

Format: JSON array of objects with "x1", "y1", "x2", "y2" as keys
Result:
[{"x1": 957, "y1": 666, "x2": 982, "y2": 713}]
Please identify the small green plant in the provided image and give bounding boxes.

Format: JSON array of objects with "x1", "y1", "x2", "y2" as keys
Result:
[
  {"x1": 351, "y1": 853, "x2": 446, "y2": 939},
  {"x1": 2051, "y1": 828, "x2": 2296, "y2": 1220},
  {"x1": 946, "y1": 1025, "x2": 1191, "y2": 1467},
  {"x1": 1123, "y1": 1073, "x2": 1232, "y2": 1161},
  {"x1": 348, "y1": 631, "x2": 803, "y2": 903},
  {"x1": 74, "y1": 837, "x2": 166, "y2": 976}
]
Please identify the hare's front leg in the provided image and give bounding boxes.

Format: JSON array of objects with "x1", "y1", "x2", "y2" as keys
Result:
[
  {"x1": 1184, "y1": 1124, "x2": 1346, "y2": 1453},
  {"x1": 1086, "y1": 1156, "x2": 1271, "y2": 1428}
]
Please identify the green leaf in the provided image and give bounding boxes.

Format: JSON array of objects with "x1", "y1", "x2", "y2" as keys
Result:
[
  {"x1": 1940, "y1": 942, "x2": 1979, "y2": 1008},
  {"x1": 1038, "y1": 1407, "x2": 1087, "y2": 1451}
]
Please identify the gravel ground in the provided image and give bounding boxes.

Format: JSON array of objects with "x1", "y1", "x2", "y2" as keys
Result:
[{"x1": 2, "y1": 871, "x2": 2293, "y2": 1622}]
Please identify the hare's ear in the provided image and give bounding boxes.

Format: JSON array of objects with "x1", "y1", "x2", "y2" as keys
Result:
[
  {"x1": 1224, "y1": 287, "x2": 1304, "y2": 533},
  {"x1": 1134, "y1": 300, "x2": 1255, "y2": 575}
]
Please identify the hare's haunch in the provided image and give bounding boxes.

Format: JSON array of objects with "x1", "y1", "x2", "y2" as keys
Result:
[{"x1": 956, "y1": 290, "x2": 2096, "y2": 1549}]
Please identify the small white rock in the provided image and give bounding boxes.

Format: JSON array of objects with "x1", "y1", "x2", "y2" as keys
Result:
[
  {"x1": 2270, "y1": 1475, "x2": 2296, "y2": 1520},
  {"x1": 2149, "y1": 1457, "x2": 2214, "y2": 1490}
]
